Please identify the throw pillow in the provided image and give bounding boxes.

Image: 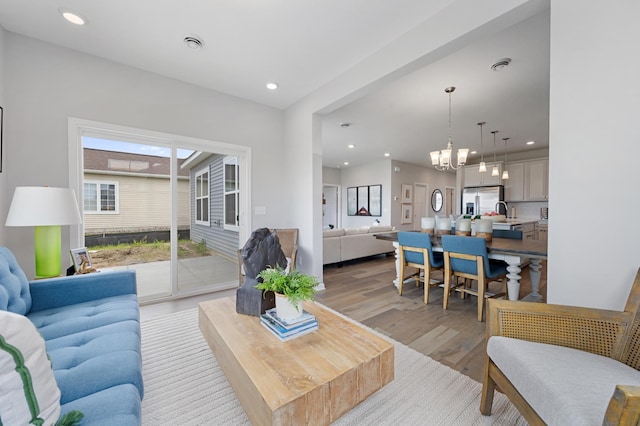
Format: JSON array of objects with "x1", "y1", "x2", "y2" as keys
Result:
[{"x1": 0, "y1": 310, "x2": 61, "y2": 426}]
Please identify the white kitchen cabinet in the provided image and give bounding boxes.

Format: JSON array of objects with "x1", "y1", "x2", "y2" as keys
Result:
[
  {"x1": 513, "y1": 222, "x2": 536, "y2": 240},
  {"x1": 535, "y1": 223, "x2": 548, "y2": 241},
  {"x1": 504, "y1": 158, "x2": 548, "y2": 202},
  {"x1": 463, "y1": 162, "x2": 502, "y2": 187},
  {"x1": 525, "y1": 158, "x2": 549, "y2": 201},
  {"x1": 504, "y1": 162, "x2": 525, "y2": 201}
]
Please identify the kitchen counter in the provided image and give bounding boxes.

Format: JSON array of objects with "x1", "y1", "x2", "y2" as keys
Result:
[{"x1": 492, "y1": 218, "x2": 539, "y2": 230}]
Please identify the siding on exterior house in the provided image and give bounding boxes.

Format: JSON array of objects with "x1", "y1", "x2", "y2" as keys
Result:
[
  {"x1": 83, "y1": 172, "x2": 190, "y2": 234},
  {"x1": 189, "y1": 154, "x2": 239, "y2": 261},
  {"x1": 83, "y1": 149, "x2": 191, "y2": 235}
]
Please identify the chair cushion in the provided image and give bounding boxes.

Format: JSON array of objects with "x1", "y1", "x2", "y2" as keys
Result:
[
  {"x1": 0, "y1": 246, "x2": 32, "y2": 314},
  {"x1": 0, "y1": 310, "x2": 61, "y2": 426},
  {"x1": 488, "y1": 336, "x2": 640, "y2": 425}
]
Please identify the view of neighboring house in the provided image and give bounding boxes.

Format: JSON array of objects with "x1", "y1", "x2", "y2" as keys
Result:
[
  {"x1": 181, "y1": 151, "x2": 240, "y2": 261},
  {"x1": 82, "y1": 148, "x2": 190, "y2": 238}
]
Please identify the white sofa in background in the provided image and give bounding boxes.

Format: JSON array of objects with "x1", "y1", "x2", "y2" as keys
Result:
[{"x1": 322, "y1": 226, "x2": 396, "y2": 265}]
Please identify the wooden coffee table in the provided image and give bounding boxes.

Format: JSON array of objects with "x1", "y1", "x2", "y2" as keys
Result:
[{"x1": 199, "y1": 297, "x2": 394, "y2": 426}]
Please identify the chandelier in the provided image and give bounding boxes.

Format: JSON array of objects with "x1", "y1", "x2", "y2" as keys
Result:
[{"x1": 430, "y1": 87, "x2": 469, "y2": 171}]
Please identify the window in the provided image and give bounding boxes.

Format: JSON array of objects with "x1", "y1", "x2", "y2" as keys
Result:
[
  {"x1": 84, "y1": 181, "x2": 118, "y2": 214},
  {"x1": 195, "y1": 168, "x2": 209, "y2": 225},
  {"x1": 224, "y1": 156, "x2": 239, "y2": 229}
]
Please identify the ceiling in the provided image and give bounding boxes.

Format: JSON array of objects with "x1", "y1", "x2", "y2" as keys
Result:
[{"x1": 0, "y1": 1, "x2": 550, "y2": 170}]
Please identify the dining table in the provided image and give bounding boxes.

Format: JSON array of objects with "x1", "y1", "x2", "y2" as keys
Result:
[{"x1": 374, "y1": 231, "x2": 548, "y2": 302}]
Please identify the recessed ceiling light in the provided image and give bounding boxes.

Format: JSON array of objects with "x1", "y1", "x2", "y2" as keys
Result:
[
  {"x1": 348, "y1": 144, "x2": 355, "y2": 149},
  {"x1": 470, "y1": 150, "x2": 478, "y2": 155},
  {"x1": 526, "y1": 140, "x2": 535, "y2": 145},
  {"x1": 184, "y1": 36, "x2": 204, "y2": 50},
  {"x1": 58, "y1": 8, "x2": 88, "y2": 25},
  {"x1": 343, "y1": 162, "x2": 349, "y2": 166},
  {"x1": 384, "y1": 153, "x2": 390, "y2": 157},
  {"x1": 266, "y1": 82, "x2": 278, "y2": 90}
]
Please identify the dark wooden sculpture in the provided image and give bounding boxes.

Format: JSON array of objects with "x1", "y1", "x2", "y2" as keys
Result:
[{"x1": 236, "y1": 227, "x2": 288, "y2": 316}]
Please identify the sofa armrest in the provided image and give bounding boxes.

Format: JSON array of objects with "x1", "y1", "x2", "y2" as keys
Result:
[
  {"x1": 604, "y1": 385, "x2": 640, "y2": 426},
  {"x1": 486, "y1": 299, "x2": 631, "y2": 358},
  {"x1": 28, "y1": 270, "x2": 137, "y2": 312}
]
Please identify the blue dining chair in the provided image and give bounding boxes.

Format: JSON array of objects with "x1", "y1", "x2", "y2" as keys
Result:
[
  {"x1": 441, "y1": 235, "x2": 507, "y2": 321},
  {"x1": 397, "y1": 232, "x2": 444, "y2": 304}
]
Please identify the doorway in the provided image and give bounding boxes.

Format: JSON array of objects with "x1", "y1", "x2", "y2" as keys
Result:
[
  {"x1": 68, "y1": 118, "x2": 251, "y2": 303},
  {"x1": 322, "y1": 185, "x2": 340, "y2": 229},
  {"x1": 413, "y1": 183, "x2": 429, "y2": 230},
  {"x1": 445, "y1": 186, "x2": 455, "y2": 217}
]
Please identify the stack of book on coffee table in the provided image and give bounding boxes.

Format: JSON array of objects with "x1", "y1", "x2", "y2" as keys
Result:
[{"x1": 260, "y1": 307, "x2": 318, "y2": 342}]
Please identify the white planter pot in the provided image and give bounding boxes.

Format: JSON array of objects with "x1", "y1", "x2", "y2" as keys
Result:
[{"x1": 275, "y1": 293, "x2": 302, "y2": 321}]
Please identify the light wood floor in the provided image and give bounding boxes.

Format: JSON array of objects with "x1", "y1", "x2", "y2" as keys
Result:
[
  {"x1": 141, "y1": 253, "x2": 547, "y2": 384},
  {"x1": 316, "y1": 254, "x2": 547, "y2": 383}
]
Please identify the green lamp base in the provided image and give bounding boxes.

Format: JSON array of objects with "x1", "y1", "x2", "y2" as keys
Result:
[{"x1": 34, "y1": 225, "x2": 61, "y2": 278}]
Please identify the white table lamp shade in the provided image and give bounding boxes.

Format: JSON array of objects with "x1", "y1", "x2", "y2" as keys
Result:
[
  {"x1": 5, "y1": 187, "x2": 82, "y2": 227},
  {"x1": 5, "y1": 187, "x2": 82, "y2": 278}
]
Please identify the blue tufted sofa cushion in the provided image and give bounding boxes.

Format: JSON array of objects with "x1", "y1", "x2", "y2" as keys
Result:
[
  {"x1": 0, "y1": 246, "x2": 32, "y2": 314},
  {"x1": 0, "y1": 247, "x2": 143, "y2": 425}
]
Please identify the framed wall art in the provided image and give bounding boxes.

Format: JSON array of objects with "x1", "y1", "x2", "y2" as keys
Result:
[
  {"x1": 401, "y1": 184, "x2": 413, "y2": 203},
  {"x1": 401, "y1": 204, "x2": 413, "y2": 224},
  {"x1": 346, "y1": 184, "x2": 382, "y2": 216}
]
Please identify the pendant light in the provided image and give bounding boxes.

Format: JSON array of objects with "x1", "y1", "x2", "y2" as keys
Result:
[
  {"x1": 430, "y1": 87, "x2": 469, "y2": 171},
  {"x1": 491, "y1": 130, "x2": 500, "y2": 176},
  {"x1": 501, "y1": 137, "x2": 510, "y2": 180},
  {"x1": 477, "y1": 122, "x2": 487, "y2": 173}
]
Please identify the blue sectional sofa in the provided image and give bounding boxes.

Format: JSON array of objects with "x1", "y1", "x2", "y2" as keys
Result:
[{"x1": 0, "y1": 247, "x2": 143, "y2": 425}]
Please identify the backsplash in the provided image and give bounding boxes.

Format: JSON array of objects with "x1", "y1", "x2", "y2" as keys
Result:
[{"x1": 507, "y1": 201, "x2": 548, "y2": 219}]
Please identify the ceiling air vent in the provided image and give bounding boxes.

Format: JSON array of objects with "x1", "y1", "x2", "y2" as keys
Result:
[{"x1": 183, "y1": 36, "x2": 203, "y2": 50}]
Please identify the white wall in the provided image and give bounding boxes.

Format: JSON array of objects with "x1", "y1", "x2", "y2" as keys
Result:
[
  {"x1": 547, "y1": 1, "x2": 640, "y2": 309},
  {"x1": 340, "y1": 159, "x2": 392, "y2": 229},
  {"x1": 1, "y1": 33, "x2": 284, "y2": 278},
  {"x1": 284, "y1": 0, "x2": 544, "y2": 283},
  {"x1": 0, "y1": 27, "x2": 6, "y2": 244},
  {"x1": 390, "y1": 160, "x2": 457, "y2": 231}
]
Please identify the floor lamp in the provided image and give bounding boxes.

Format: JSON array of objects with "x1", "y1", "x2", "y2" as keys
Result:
[{"x1": 5, "y1": 186, "x2": 82, "y2": 278}]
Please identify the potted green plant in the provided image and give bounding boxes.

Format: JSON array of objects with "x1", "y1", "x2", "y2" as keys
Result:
[{"x1": 256, "y1": 266, "x2": 318, "y2": 320}]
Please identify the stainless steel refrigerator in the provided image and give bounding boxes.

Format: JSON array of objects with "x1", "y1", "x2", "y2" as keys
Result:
[{"x1": 461, "y1": 186, "x2": 505, "y2": 215}]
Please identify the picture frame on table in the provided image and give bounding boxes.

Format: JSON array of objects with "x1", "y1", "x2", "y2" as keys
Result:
[
  {"x1": 401, "y1": 184, "x2": 413, "y2": 203},
  {"x1": 70, "y1": 247, "x2": 92, "y2": 272},
  {"x1": 401, "y1": 204, "x2": 413, "y2": 224}
]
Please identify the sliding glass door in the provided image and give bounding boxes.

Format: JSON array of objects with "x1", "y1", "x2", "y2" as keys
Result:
[{"x1": 76, "y1": 129, "x2": 242, "y2": 302}]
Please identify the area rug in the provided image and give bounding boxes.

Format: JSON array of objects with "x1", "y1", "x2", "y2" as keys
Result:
[{"x1": 140, "y1": 306, "x2": 526, "y2": 425}]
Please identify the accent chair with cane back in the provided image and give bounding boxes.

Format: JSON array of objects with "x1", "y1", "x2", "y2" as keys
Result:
[
  {"x1": 238, "y1": 228, "x2": 298, "y2": 284},
  {"x1": 397, "y1": 232, "x2": 444, "y2": 304},
  {"x1": 441, "y1": 235, "x2": 508, "y2": 322},
  {"x1": 481, "y1": 268, "x2": 640, "y2": 425}
]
